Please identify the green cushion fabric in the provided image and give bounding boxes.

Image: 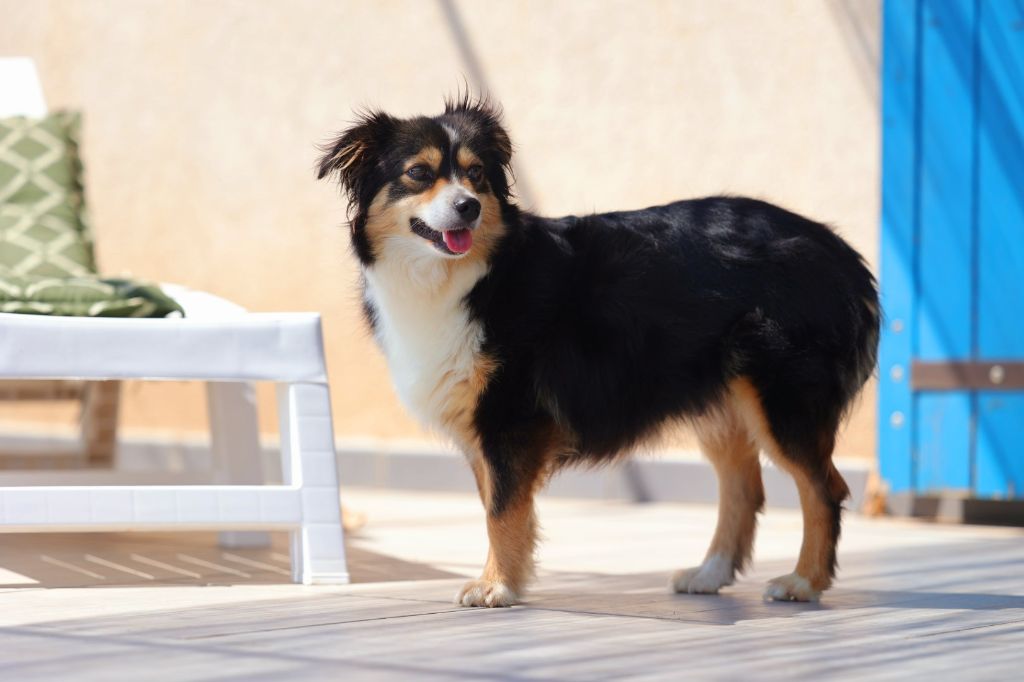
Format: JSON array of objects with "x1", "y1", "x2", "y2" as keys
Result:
[
  {"x1": 0, "y1": 274, "x2": 183, "y2": 318},
  {"x1": 0, "y1": 110, "x2": 96, "y2": 277},
  {"x1": 0, "y1": 111, "x2": 182, "y2": 318}
]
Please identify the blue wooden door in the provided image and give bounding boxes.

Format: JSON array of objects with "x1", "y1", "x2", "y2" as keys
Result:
[{"x1": 880, "y1": 0, "x2": 1024, "y2": 499}]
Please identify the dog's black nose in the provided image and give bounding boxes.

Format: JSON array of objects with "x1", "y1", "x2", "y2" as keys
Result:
[{"x1": 454, "y1": 197, "x2": 481, "y2": 222}]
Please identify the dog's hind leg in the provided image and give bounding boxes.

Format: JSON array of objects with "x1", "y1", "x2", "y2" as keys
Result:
[
  {"x1": 730, "y1": 378, "x2": 850, "y2": 602},
  {"x1": 761, "y1": 460, "x2": 848, "y2": 602},
  {"x1": 672, "y1": 402, "x2": 764, "y2": 594}
]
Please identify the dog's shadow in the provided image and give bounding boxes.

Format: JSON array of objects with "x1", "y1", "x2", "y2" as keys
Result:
[{"x1": 523, "y1": 569, "x2": 1024, "y2": 626}]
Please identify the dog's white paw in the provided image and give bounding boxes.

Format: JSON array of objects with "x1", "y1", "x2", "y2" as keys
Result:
[
  {"x1": 671, "y1": 554, "x2": 735, "y2": 594},
  {"x1": 763, "y1": 572, "x2": 821, "y2": 602},
  {"x1": 455, "y1": 579, "x2": 518, "y2": 608}
]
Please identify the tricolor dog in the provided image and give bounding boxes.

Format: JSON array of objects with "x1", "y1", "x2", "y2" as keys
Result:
[{"x1": 317, "y1": 96, "x2": 879, "y2": 607}]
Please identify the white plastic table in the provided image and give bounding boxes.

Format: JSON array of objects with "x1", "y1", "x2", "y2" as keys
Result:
[{"x1": 0, "y1": 286, "x2": 348, "y2": 584}]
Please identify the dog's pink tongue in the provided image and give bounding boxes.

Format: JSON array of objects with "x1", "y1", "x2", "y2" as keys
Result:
[{"x1": 443, "y1": 229, "x2": 473, "y2": 254}]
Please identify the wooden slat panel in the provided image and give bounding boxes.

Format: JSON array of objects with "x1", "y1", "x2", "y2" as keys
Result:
[
  {"x1": 0, "y1": 380, "x2": 84, "y2": 400},
  {"x1": 977, "y1": 393, "x2": 1024, "y2": 498},
  {"x1": 916, "y1": 0, "x2": 975, "y2": 362},
  {"x1": 916, "y1": 392, "x2": 972, "y2": 492},
  {"x1": 977, "y1": 1, "x2": 1024, "y2": 360},
  {"x1": 915, "y1": 0, "x2": 977, "y2": 493},
  {"x1": 974, "y1": 2, "x2": 1024, "y2": 500},
  {"x1": 878, "y1": 0, "x2": 920, "y2": 494}
]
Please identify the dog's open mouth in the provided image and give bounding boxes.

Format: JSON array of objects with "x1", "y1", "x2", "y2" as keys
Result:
[{"x1": 410, "y1": 218, "x2": 473, "y2": 255}]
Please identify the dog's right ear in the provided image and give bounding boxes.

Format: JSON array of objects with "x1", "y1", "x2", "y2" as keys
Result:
[{"x1": 316, "y1": 111, "x2": 395, "y2": 204}]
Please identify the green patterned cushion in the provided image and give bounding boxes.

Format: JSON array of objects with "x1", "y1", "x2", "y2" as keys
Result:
[
  {"x1": 0, "y1": 110, "x2": 97, "y2": 277},
  {"x1": 0, "y1": 274, "x2": 182, "y2": 318}
]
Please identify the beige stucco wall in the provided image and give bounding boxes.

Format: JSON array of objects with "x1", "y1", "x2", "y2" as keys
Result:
[{"x1": 0, "y1": 0, "x2": 880, "y2": 457}]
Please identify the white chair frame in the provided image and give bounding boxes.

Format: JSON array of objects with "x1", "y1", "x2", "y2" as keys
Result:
[{"x1": 0, "y1": 304, "x2": 349, "y2": 585}]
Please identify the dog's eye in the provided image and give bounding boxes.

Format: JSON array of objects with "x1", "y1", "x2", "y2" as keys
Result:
[
  {"x1": 466, "y1": 165, "x2": 484, "y2": 183},
  {"x1": 405, "y1": 165, "x2": 434, "y2": 182}
]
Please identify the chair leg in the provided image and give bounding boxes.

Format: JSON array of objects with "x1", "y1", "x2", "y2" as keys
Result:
[
  {"x1": 277, "y1": 382, "x2": 348, "y2": 585},
  {"x1": 208, "y1": 381, "x2": 271, "y2": 548},
  {"x1": 81, "y1": 380, "x2": 120, "y2": 467}
]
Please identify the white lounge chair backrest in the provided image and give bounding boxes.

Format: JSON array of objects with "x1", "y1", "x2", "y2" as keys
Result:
[{"x1": 0, "y1": 57, "x2": 48, "y2": 117}]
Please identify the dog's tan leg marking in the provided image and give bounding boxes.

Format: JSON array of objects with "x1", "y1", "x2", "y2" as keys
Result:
[
  {"x1": 457, "y1": 495, "x2": 537, "y2": 608},
  {"x1": 730, "y1": 378, "x2": 843, "y2": 602},
  {"x1": 673, "y1": 402, "x2": 764, "y2": 594},
  {"x1": 761, "y1": 467, "x2": 833, "y2": 601},
  {"x1": 456, "y1": 464, "x2": 539, "y2": 607}
]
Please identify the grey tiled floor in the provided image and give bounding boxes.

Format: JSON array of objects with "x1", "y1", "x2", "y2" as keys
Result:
[{"x1": 1, "y1": 489, "x2": 1022, "y2": 680}]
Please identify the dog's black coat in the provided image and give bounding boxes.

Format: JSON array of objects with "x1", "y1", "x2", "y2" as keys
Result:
[{"x1": 469, "y1": 198, "x2": 878, "y2": 512}]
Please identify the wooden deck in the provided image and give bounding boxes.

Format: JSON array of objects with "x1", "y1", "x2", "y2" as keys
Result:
[{"x1": 1, "y1": 489, "x2": 1022, "y2": 680}]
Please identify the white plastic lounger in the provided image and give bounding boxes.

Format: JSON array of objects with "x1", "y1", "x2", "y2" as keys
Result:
[
  {"x1": 0, "y1": 288, "x2": 349, "y2": 585},
  {"x1": 0, "y1": 58, "x2": 347, "y2": 585}
]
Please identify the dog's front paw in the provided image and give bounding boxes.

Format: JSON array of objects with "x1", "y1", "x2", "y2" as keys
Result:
[
  {"x1": 671, "y1": 554, "x2": 735, "y2": 594},
  {"x1": 455, "y1": 579, "x2": 518, "y2": 608},
  {"x1": 763, "y1": 572, "x2": 821, "y2": 602}
]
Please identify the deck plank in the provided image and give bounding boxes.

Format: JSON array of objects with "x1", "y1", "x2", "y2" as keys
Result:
[{"x1": 1, "y1": 489, "x2": 1021, "y2": 679}]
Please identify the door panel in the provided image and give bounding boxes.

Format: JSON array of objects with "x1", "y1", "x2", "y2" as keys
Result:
[{"x1": 881, "y1": 0, "x2": 1024, "y2": 499}]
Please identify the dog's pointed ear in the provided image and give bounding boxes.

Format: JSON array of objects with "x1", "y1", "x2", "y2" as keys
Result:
[
  {"x1": 481, "y1": 114, "x2": 512, "y2": 170},
  {"x1": 316, "y1": 111, "x2": 396, "y2": 202}
]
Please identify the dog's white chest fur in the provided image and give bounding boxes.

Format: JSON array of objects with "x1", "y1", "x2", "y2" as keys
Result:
[{"x1": 364, "y1": 257, "x2": 489, "y2": 434}]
